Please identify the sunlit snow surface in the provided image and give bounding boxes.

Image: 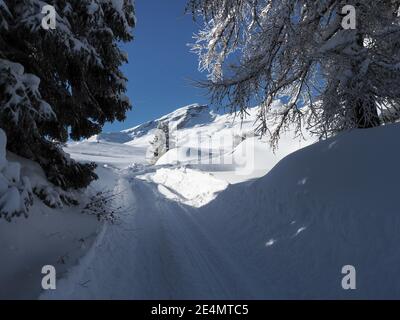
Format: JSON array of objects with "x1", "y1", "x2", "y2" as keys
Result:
[{"x1": 7, "y1": 103, "x2": 400, "y2": 299}]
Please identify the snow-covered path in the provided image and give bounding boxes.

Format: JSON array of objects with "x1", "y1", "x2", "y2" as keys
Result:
[{"x1": 43, "y1": 169, "x2": 254, "y2": 299}]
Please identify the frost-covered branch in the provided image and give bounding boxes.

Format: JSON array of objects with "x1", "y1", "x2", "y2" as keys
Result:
[{"x1": 188, "y1": 0, "x2": 400, "y2": 145}]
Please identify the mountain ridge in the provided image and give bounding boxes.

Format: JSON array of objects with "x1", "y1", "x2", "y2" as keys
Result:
[{"x1": 89, "y1": 103, "x2": 214, "y2": 144}]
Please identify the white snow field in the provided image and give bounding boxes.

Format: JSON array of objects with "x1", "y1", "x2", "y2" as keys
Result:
[{"x1": 3, "y1": 103, "x2": 400, "y2": 299}]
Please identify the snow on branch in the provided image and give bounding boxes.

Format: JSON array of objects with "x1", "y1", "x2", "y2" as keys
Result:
[{"x1": 189, "y1": 0, "x2": 400, "y2": 145}]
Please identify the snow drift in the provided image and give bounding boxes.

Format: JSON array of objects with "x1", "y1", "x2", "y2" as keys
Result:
[
  {"x1": 139, "y1": 167, "x2": 229, "y2": 207},
  {"x1": 195, "y1": 123, "x2": 400, "y2": 299}
]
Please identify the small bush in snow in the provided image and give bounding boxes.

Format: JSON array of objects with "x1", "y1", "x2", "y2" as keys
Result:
[{"x1": 81, "y1": 189, "x2": 124, "y2": 223}]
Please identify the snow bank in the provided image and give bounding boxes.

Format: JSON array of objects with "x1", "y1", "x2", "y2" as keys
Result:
[
  {"x1": 195, "y1": 123, "x2": 400, "y2": 298},
  {"x1": 156, "y1": 146, "x2": 221, "y2": 166},
  {"x1": 0, "y1": 193, "x2": 101, "y2": 299},
  {"x1": 0, "y1": 146, "x2": 107, "y2": 298},
  {"x1": 156, "y1": 133, "x2": 312, "y2": 184},
  {"x1": 139, "y1": 167, "x2": 229, "y2": 207}
]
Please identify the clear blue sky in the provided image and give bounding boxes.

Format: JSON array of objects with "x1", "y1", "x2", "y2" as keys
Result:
[{"x1": 102, "y1": 0, "x2": 209, "y2": 133}]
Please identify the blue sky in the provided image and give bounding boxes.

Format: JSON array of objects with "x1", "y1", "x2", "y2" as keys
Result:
[{"x1": 103, "y1": 0, "x2": 208, "y2": 133}]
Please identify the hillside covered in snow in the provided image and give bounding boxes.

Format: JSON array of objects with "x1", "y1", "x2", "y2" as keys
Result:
[{"x1": 68, "y1": 103, "x2": 313, "y2": 182}]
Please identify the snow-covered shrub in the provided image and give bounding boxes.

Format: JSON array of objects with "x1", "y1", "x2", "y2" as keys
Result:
[
  {"x1": 0, "y1": 129, "x2": 33, "y2": 221},
  {"x1": 34, "y1": 185, "x2": 78, "y2": 209}
]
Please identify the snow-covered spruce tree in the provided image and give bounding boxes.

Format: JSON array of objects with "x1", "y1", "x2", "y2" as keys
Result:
[
  {"x1": 0, "y1": 1, "x2": 135, "y2": 191},
  {"x1": 148, "y1": 122, "x2": 170, "y2": 164},
  {"x1": 187, "y1": 0, "x2": 400, "y2": 144}
]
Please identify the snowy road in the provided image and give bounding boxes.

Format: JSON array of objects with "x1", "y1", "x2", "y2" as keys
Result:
[{"x1": 42, "y1": 169, "x2": 254, "y2": 299}]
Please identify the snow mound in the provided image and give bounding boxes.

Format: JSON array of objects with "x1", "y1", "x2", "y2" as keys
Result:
[
  {"x1": 156, "y1": 146, "x2": 220, "y2": 166},
  {"x1": 156, "y1": 132, "x2": 312, "y2": 184},
  {"x1": 195, "y1": 123, "x2": 400, "y2": 298},
  {"x1": 139, "y1": 167, "x2": 229, "y2": 207},
  {"x1": 0, "y1": 129, "x2": 33, "y2": 220}
]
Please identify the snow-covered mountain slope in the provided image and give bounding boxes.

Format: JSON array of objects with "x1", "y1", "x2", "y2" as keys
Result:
[
  {"x1": 88, "y1": 104, "x2": 213, "y2": 144},
  {"x1": 0, "y1": 136, "x2": 102, "y2": 299},
  {"x1": 68, "y1": 103, "x2": 314, "y2": 181},
  {"x1": 67, "y1": 104, "x2": 216, "y2": 169},
  {"x1": 44, "y1": 123, "x2": 400, "y2": 299}
]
